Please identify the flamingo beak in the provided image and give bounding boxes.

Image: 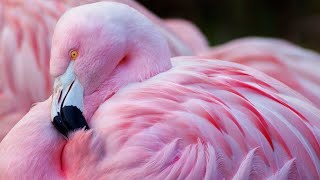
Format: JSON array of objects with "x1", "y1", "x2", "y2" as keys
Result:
[{"x1": 51, "y1": 62, "x2": 89, "y2": 138}]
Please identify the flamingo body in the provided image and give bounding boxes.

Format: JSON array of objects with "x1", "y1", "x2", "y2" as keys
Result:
[{"x1": 1, "y1": 58, "x2": 320, "y2": 179}]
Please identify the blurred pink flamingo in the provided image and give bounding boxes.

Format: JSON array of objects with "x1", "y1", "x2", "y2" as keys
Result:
[
  {"x1": 0, "y1": 0, "x2": 64, "y2": 140},
  {"x1": 0, "y1": 2, "x2": 319, "y2": 179},
  {"x1": 0, "y1": 0, "x2": 207, "y2": 141}
]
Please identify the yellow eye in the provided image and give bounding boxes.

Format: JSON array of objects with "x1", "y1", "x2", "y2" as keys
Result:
[{"x1": 70, "y1": 50, "x2": 79, "y2": 60}]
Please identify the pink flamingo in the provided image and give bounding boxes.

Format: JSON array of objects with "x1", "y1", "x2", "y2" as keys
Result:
[
  {"x1": 1, "y1": 2, "x2": 319, "y2": 178},
  {"x1": 164, "y1": 18, "x2": 209, "y2": 54},
  {"x1": 0, "y1": 0, "x2": 207, "y2": 141},
  {"x1": 0, "y1": 0, "x2": 63, "y2": 140},
  {"x1": 202, "y1": 37, "x2": 320, "y2": 108}
]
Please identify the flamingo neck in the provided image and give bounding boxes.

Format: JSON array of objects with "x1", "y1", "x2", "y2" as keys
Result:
[{"x1": 83, "y1": 14, "x2": 172, "y2": 121}]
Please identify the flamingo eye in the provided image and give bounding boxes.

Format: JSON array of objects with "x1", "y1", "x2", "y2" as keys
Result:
[{"x1": 70, "y1": 50, "x2": 79, "y2": 60}]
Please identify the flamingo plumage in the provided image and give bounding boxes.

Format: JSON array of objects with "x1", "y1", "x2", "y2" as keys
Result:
[
  {"x1": 201, "y1": 37, "x2": 320, "y2": 108},
  {"x1": 0, "y1": 0, "x2": 206, "y2": 141},
  {"x1": 0, "y1": 2, "x2": 319, "y2": 179}
]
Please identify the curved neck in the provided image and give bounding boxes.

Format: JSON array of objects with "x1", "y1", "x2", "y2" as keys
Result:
[{"x1": 84, "y1": 13, "x2": 172, "y2": 121}]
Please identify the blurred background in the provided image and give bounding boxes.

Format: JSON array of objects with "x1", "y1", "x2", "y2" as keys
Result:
[{"x1": 137, "y1": 0, "x2": 320, "y2": 52}]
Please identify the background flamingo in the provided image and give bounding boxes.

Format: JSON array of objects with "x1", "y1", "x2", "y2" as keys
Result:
[
  {"x1": 0, "y1": 0, "x2": 207, "y2": 141},
  {"x1": 1, "y1": 2, "x2": 319, "y2": 179},
  {"x1": 0, "y1": 0, "x2": 63, "y2": 140}
]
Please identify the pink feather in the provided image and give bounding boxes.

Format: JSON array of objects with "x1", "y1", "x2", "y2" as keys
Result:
[{"x1": 201, "y1": 37, "x2": 320, "y2": 109}]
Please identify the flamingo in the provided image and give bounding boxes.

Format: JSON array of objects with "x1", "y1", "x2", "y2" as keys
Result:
[
  {"x1": 0, "y1": 0, "x2": 207, "y2": 141},
  {"x1": 164, "y1": 18, "x2": 209, "y2": 54},
  {"x1": 0, "y1": 0, "x2": 63, "y2": 140},
  {"x1": 201, "y1": 37, "x2": 320, "y2": 108},
  {"x1": 1, "y1": 2, "x2": 319, "y2": 179}
]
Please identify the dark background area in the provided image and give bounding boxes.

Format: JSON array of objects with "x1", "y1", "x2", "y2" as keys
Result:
[{"x1": 137, "y1": 0, "x2": 320, "y2": 52}]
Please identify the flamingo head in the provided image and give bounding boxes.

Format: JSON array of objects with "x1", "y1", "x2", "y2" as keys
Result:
[{"x1": 49, "y1": 2, "x2": 171, "y2": 138}]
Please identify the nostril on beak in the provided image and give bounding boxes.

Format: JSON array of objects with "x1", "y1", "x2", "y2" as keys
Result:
[{"x1": 57, "y1": 90, "x2": 62, "y2": 104}]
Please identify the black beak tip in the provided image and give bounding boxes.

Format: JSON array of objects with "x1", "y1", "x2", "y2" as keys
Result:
[
  {"x1": 52, "y1": 115, "x2": 68, "y2": 137},
  {"x1": 52, "y1": 106, "x2": 89, "y2": 138}
]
